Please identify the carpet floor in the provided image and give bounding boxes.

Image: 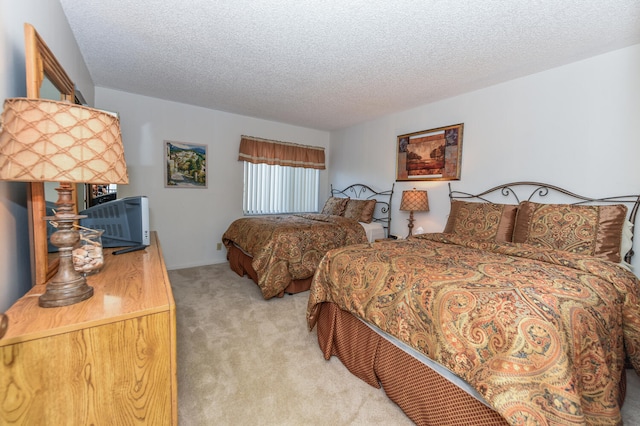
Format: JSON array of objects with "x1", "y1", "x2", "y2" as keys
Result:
[{"x1": 169, "y1": 263, "x2": 640, "y2": 425}]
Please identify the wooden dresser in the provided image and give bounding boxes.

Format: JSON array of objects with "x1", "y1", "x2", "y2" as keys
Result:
[{"x1": 0, "y1": 232, "x2": 177, "y2": 425}]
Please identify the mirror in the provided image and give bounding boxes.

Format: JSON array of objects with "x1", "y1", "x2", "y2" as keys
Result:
[
  {"x1": 24, "y1": 23, "x2": 76, "y2": 286},
  {"x1": 86, "y1": 184, "x2": 118, "y2": 207}
]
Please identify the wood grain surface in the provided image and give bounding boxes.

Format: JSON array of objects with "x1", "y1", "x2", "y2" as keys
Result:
[{"x1": 0, "y1": 232, "x2": 177, "y2": 425}]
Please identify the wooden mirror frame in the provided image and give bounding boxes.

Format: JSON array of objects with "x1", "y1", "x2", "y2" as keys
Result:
[{"x1": 24, "y1": 23, "x2": 76, "y2": 286}]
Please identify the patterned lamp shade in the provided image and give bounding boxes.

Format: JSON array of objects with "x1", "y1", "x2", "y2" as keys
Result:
[
  {"x1": 0, "y1": 97, "x2": 129, "y2": 308},
  {"x1": 0, "y1": 98, "x2": 128, "y2": 184},
  {"x1": 400, "y1": 189, "x2": 429, "y2": 212}
]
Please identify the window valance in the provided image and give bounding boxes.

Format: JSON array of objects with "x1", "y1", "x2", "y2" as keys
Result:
[{"x1": 238, "y1": 135, "x2": 325, "y2": 170}]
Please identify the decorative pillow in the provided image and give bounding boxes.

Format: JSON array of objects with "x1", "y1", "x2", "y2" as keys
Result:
[
  {"x1": 443, "y1": 200, "x2": 518, "y2": 242},
  {"x1": 321, "y1": 197, "x2": 349, "y2": 216},
  {"x1": 343, "y1": 199, "x2": 377, "y2": 223},
  {"x1": 512, "y1": 201, "x2": 628, "y2": 263}
]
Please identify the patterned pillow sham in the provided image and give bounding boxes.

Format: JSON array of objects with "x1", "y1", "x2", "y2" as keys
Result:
[
  {"x1": 321, "y1": 197, "x2": 349, "y2": 216},
  {"x1": 512, "y1": 201, "x2": 628, "y2": 263},
  {"x1": 343, "y1": 199, "x2": 376, "y2": 223},
  {"x1": 443, "y1": 200, "x2": 518, "y2": 242}
]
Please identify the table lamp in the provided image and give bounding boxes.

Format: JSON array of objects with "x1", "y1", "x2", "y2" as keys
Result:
[
  {"x1": 399, "y1": 188, "x2": 429, "y2": 238},
  {"x1": 0, "y1": 98, "x2": 128, "y2": 307}
]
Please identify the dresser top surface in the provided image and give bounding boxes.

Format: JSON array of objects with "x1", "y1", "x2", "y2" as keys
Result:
[{"x1": 1, "y1": 232, "x2": 174, "y2": 345}]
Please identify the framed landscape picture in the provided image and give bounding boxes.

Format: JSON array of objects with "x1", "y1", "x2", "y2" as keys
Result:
[
  {"x1": 165, "y1": 140, "x2": 208, "y2": 188},
  {"x1": 396, "y1": 123, "x2": 463, "y2": 181}
]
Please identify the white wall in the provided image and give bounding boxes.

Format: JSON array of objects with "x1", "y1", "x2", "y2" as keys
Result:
[
  {"x1": 0, "y1": 0, "x2": 94, "y2": 311},
  {"x1": 95, "y1": 88, "x2": 331, "y2": 270},
  {"x1": 329, "y1": 44, "x2": 640, "y2": 271}
]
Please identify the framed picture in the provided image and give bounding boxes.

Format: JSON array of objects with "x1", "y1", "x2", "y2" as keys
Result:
[
  {"x1": 396, "y1": 123, "x2": 463, "y2": 181},
  {"x1": 165, "y1": 140, "x2": 208, "y2": 188}
]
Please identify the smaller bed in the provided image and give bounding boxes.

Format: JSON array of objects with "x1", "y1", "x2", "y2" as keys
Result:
[{"x1": 223, "y1": 183, "x2": 394, "y2": 299}]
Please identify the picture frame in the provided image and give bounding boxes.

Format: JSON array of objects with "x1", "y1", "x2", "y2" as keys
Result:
[
  {"x1": 396, "y1": 123, "x2": 463, "y2": 181},
  {"x1": 165, "y1": 140, "x2": 208, "y2": 188}
]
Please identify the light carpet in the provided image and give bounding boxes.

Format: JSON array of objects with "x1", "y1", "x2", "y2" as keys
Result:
[{"x1": 169, "y1": 263, "x2": 640, "y2": 425}]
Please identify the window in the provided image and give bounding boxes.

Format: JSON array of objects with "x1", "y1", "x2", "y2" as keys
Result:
[
  {"x1": 238, "y1": 135, "x2": 325, "y2": 215},
  {"x1": 243, "y1": 162, "x2": 319, "y2": 215}
]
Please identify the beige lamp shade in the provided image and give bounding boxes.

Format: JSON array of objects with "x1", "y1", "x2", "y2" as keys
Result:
[
  {"x1": 0, "y1": 98, "x2": 128, "y2": 184},
  {"x1": 400, "y1": 189, "x2": 429, "y2": 212}
]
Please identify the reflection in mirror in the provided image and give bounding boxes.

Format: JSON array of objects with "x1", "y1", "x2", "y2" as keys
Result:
[
  {"x1": 42, "y1": 78, "x2": 65, "y2": 255},
  {"x1": 24, "y1": 23, "x2": 75, "y2": 286},
  {"x1": 44, "y1": 182, "x2": 59, "y2": 254},
  {"x1": 83, "y1": 108, "x2": 121, "y2": 209},
  {"x1": 40, "y1": 76, "x2": 61, "y2": 100},
  {"x1": 86, "y1": 184, "x2": 118, "y2": 207}
]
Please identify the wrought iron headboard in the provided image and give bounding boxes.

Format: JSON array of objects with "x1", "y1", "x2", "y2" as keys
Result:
[
  {"x1": 448, "y1": 181, "x2": 640, "y2": 263},
  {"x1": 332, "y1": 183, "x2": 395, "y2": 237}
]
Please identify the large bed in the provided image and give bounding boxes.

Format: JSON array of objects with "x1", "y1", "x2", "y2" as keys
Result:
[
  {"x1": 223, "y1": 183, "x2": 394, "y2": 299},
  {"x1": 306, "y1": 182, "x2": 640, "y2": 425}
]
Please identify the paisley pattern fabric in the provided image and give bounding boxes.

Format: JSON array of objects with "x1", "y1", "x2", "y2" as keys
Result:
[
  {"x1": 343, "y1": 199, "x2": 376, "y2": 223},
  {"x1": 307, "y1": 233, "x2": 640, "y2": 425},
  {"x1": 513, "y1": 202, "x2": 627, "y2": 263},
  {"x1": 444, "y1": 200, "x2": 518, "y2": 242},
  {"x1": 223, "y1": 214, "x2": 367, "y2": 299},
  {"x1": 320, "y1": 197, "x2": 349, "y2": 215}
]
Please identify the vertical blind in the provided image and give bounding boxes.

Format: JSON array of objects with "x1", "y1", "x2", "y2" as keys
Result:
[
  {"x1": 243, "y1": 163, "x2": 319, "y2": 214},
  {"x1": 239, "y1": 136, "x2": 324, "y2": 215}
]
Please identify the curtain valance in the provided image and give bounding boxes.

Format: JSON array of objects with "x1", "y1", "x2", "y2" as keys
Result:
[{"x1": 238, "y1": 135, "x2": 325, "y2": 170}]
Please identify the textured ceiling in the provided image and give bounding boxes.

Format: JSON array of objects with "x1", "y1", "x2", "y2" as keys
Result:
[{"x1": 59, "y1": 1, "x2": 640, "y2": 131}]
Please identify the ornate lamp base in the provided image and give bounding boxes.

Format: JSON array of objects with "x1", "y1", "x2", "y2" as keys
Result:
[
  {"x1": 39, "y1": 279, "x2": 94, "y2": 308},
  {"x1": 406, "y1": 211, "x2": 415, "y2": 238},
  {"x1": 39, "y1": 184, "x2": 94, "y2": 308},
  {"x1": 39, "y1": 220, "x2": 94, "y2": 307}
]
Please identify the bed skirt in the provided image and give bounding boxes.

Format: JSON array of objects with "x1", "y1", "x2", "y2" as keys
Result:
[
  {"x1": 226, "y1": 244, "x2": 312, "y2": 297},
  {"x1": 315, "y1": 301, "x2": 630, "y2": 425},
  {"x1": 315, "y1": 301, "x2": 509, "y2": 425}
]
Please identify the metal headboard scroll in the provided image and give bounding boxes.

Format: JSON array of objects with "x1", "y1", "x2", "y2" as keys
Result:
[
  {"x1": 449, "y1": 181, "x2": 640, "y2": 263},
  {"x1": 332, "y1": 183, "x2": 395, "y2": 237}
]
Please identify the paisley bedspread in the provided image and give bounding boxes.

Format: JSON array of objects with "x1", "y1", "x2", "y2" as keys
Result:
[
  {"x1": 306, "y1": 233, "x2": 640, "y2": 425},
  {"x1": 223, "y1": 214, "x2": 367, "y2": 299}
]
